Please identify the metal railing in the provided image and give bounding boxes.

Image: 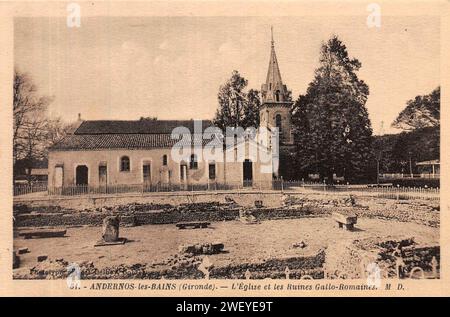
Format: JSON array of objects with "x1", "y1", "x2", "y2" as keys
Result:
[
  {"x1": 41, "y1": 181, "x2": 259, "y2": 196},
  {"x1": 379, "y1": 173, "x2": 440, "y2": 179},
  {"x1": 13, "y1": 179, "x2": 439, "y2": 201},
  {"x1": 13, "y1": 181, "x2": 48, "y2": 196}
]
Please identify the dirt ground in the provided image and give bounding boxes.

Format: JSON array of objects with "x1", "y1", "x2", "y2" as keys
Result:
[{"x1": 14, "y1": 216, "x2": 439, "y2": 271}]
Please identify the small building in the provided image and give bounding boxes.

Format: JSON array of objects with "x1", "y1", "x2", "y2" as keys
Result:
[
  {"x1": 15, "y1": 159, "x2": 48, "y2": 183},
  {"x1": 416, "y1": 159, "x2": 440, "y2": 178},
  {"x1": 25, "y1": 167, "x2": 48, "y2": 182}
]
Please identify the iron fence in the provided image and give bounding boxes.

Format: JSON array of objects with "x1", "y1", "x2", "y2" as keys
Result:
[
  {"x1": 13, "y1": 181, "x2": 48, "y2": 196},
  {"x1": 13, "y1": 179, "x2": 439, "y2": 201}
]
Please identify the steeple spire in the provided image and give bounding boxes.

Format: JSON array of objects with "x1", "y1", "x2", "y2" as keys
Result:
[{"x1": 261, "y1": 27, "x2": 287, "y2": 103}]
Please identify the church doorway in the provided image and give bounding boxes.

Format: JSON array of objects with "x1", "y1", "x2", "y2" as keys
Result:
[
  {"x1": 54, "y1": 166, "x2": 63, "y2": 188},
  {"x1": 75, "y1": 165, "x2": 88, "y2": 186},
  {"x1": 142, "y1": 162, "x2": 152, "y2": 191},
  {"x1": 243, "y1": 159, "x2": 253, "y2": 187}
]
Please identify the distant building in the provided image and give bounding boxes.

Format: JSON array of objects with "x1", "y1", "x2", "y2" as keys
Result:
[
  {"x1": 15, "y1": 159, "x2": 48, "y2": 183},
  {"x1": 416, "y1": 159, "x2": 440, "y2": 178}
]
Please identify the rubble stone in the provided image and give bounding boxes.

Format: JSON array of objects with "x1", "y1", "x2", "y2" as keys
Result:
[
  {"x1": 179, "y1": 243, "x2": 224, "y2": 256},
  {"x1": 37, "y1": 255, "x2": 48, "y2": 262},
  {"x1": 17, "y1": 247, "x2": 29, "y2": 254}
]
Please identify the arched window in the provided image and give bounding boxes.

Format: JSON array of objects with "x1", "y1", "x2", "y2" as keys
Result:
[
  {"x1": 162, "y1": 154, "x2": 168, "y2": 166},
  {"x1": 120, "y1": 156, "x2": 130, "y2": 172},
  {"x1": 189, "y1": 154, "x2": 198, "y2": 170},
  {"x1": 275, "y1": 114, "x2": 282, "y2": 135},
  {"x1": 275, "y1": 90, "x2": 281, "y2": 102}
]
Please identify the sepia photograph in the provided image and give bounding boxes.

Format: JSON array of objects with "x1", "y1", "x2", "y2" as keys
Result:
[{"x1": 1, "y1": 0, "x2": 448, "y2": 299}]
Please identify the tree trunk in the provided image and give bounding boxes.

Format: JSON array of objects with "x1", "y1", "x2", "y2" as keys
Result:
[
  {"x1": 327, "y1": 170, "x2": 334, "y2": 185},
  {"x1": 27, "y1": 167, "x2": 32, "y2": 185}
]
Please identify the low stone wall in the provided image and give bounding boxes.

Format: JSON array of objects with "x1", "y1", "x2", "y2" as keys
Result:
[
  {"x1": 14, "y1": 206, "x2": 329, "y2": 228},
  {"x1": 210, "y1": 250, "x2": 326, "y2": 279},
  {"x1": 14, "y1": 250, "x2": 326, "y2": 280},
  {"x1": 13, "y1": 192, "x2": 286, "y2": 210},
  {"x1": 13, "y1": 192, "x2": 440, "y2": 228}
]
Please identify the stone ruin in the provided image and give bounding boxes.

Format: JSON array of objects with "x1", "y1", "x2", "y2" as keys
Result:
[
  {"x1": 95, "y1": 215, "x2": 126, "y2": 246},
  {"x1": 239, "y1": 208, "x2": 259, "y2": 224},
  {"x1": 102, "y1": 216, "x2": 120, "y2": 242},
  {"x1": 178, "y1": 243, "x2": 225, "y2": 256}
]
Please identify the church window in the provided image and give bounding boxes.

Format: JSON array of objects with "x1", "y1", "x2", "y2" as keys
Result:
[
  {"x1": 275, "y1": 90, "x2": 280, "y2": 102},
  {"x1": 276, "y1": 114, "x2": 282, "y2": 135},
  {"x1": 190, "y1": 154, "x2": 198, "y2": 170},
  {"x1": 162, "y1": 154, "x2": 168, "y2": 166},
  {"x1": 120, "y1": 156, "x2": 130, "y2": 172}
]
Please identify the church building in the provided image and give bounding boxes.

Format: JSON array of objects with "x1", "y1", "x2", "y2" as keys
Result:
[{"x1": 48, "y1": 31, "x2": 293, "y2": 190}]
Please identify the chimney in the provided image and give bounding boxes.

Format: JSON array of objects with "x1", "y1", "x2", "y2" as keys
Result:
[{"x1": 78, "y1": 113, "x2": 82, "y2": 121}]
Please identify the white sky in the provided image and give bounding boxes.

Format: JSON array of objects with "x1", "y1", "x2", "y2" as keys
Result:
[{"x1": 14, "y1": 16, "x2": 440, "y2": 135}]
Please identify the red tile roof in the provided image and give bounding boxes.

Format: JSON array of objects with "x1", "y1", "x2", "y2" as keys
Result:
[
  {"x1": 75, "y1": 120, "x2": 214, "y2": 135},
  {"x1": 50, "y1": 133, "x2": 222, "y2": 151}
]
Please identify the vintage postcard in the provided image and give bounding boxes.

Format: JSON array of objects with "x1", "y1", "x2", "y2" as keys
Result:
[{"x1": 0, "y1": 0, "x2": 449, "y2": 298}]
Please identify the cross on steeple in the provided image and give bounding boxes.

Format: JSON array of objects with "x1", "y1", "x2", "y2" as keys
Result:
[{"x1": 271, "y1": 25, "x2": 274, "y2": 46}]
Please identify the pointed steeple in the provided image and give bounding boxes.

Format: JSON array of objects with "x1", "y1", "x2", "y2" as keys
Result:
[
  {"x1": 261, "y1": 27, "x2": 289, "y2": 103},
  {"x1": 259, "y1": 27, "x2": 293, "y2": 147},
  {"x1": 266, "y1": 26, "x2": 283, "y2": 90}
]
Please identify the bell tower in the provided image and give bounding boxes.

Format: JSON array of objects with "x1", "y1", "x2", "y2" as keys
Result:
[{"x1": 260, "y1": 27, "x2": 293, "y2": 145}]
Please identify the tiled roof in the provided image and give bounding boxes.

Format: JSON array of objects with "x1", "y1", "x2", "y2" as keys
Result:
[
  {"x1": 50, "y1": 133, "x2": 223, "y2": 151},
  {"x1": 75, "y1": 120, "x2": 214, "y2": 135}
]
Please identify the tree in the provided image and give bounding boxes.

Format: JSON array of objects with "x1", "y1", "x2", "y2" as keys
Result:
[
  {"x1": 241, "y1": 89, "x2": 261, "y2": 129},
  {"x1": 13, "y1": 70, "x2": 74, "y2": 184},
  {"x1": 213, "y1": 71, "x2": 261, "y2": 132},
  {"x1": 392, "y1": 86, "x2": 440, "y2": 130},
  {"x1": 46, "y1": 118, "x2": 78, "y2": 151},
  {"x1": 19, "y1": 116, "x2": 50, "y2": 182},
  {"x1": 13, "y1": 70, "x2": 51, "y2": 166},
  {"x1": 291, "y1": 36, "x2": 374, "y2": 182}
]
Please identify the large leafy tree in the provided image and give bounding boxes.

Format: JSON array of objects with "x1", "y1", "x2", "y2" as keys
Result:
[
  {"x1": 213, "y1": 71, "x2": 261, "y2": 132},
  {"x1": 291, "y1": 36, "x2": 374, "y2": 182},
  {"x1": 392, "y1": 86, "x2": 440, "y2": 131}
]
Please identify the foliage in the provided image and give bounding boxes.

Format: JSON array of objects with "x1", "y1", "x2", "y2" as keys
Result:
[
  {"x1": 392, "y1": 87, "x2": 440, "y2": 131},
  {"x1": 291, "y1": 36, "x2": 374, "y2": 182},
  {"x1": 213, "y1": 71, "x2": 261, "y2": 132}
]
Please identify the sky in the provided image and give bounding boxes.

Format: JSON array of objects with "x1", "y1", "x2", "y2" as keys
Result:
[{"x1": 14, "y1": 15, "x2": 440, "y2": 135}]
